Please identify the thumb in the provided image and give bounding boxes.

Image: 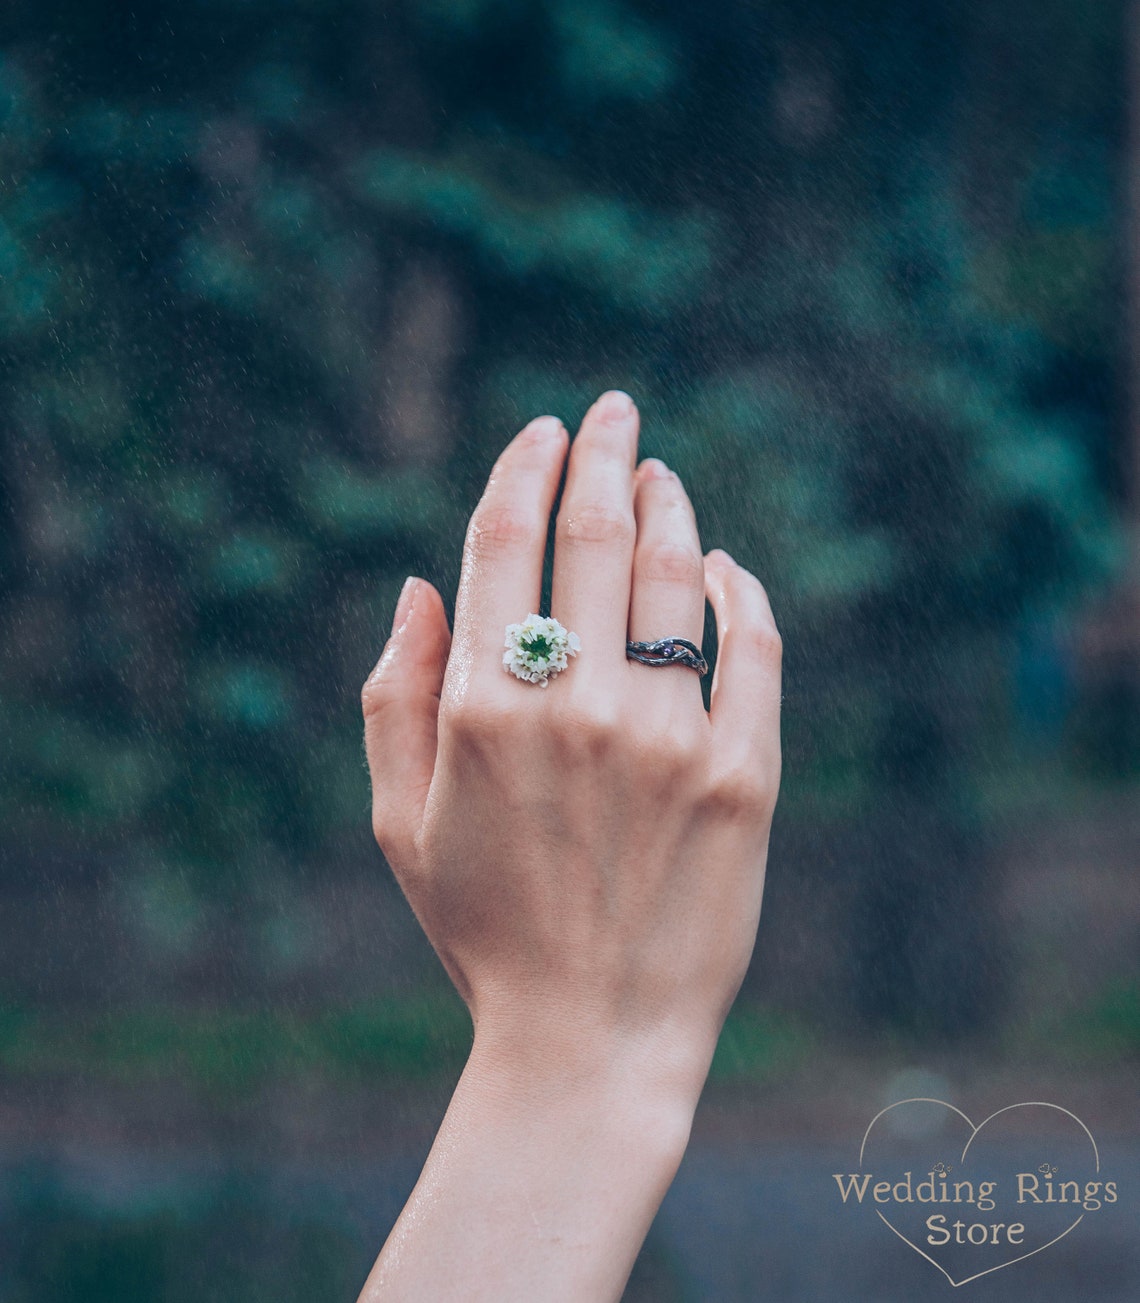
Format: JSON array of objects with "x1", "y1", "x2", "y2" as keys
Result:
[{"x1": 361, "y1": 576, "x2": 451, "y2": 869}]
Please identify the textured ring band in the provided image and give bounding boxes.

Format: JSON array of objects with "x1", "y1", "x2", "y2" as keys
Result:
[{"x1": 626, "y1": 637, "x2": 709, "y2": 676}]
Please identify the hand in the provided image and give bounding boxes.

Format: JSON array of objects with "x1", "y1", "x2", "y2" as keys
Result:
[
  {"x1": 359, "y1": 390, "x2": 781, "y2": 1301},
  {"x1": 363, "y1": 388, "x2": 781, "y2": 1083}
]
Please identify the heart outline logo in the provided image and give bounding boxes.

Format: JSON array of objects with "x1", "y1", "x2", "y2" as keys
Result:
[{"x1": 858, "y1": 1098, "x2": 1100, "y2": 1288}]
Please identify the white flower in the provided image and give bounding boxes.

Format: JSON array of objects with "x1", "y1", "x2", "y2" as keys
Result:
[{"x1": 503, "y1": 613, "x2": 581, "y2": 686}]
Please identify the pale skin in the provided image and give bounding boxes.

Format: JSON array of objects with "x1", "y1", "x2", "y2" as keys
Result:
[{"x1": 359, "y1": 389, "x2": 782, "y2": 1302}]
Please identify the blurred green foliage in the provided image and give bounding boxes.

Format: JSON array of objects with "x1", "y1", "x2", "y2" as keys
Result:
[
  {"x1": 0, "y1": 995, "x2": 812, "y2": 1094},
  {"x1": 0, "y1": 1, "x2": 1128, "y2": 894},
  {"x1": 0, "y1": 994, "x2": 474, "y2": 1095},
  {"x1": 1055, "y1": 981, "x2": 1140, "y2": 1062},
  {"x1": 0, "y1": 12, "x2": 1134, "y2": 1295},
  {"x1": 6, "y1": 1182, "x2": 364, "y2": 1303}
]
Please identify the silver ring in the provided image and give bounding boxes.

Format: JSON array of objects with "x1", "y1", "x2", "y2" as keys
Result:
[{"x1": 626, "y1": 637, "x2": 709, "y2": 676}]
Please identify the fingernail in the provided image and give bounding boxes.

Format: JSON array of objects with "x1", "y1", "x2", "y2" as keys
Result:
[
  {"x1": 522, "y1": 414, "x2": 563, "y2": 441},
  {"x1": 595, "y1": 389, "x2": 634, "y2": 421},
  {"x1": 640, "y1": 457, "x2": 671, "y2": 480},
  {"x1": 392, "y1": 576, "x2": 419, "y2": 634}
]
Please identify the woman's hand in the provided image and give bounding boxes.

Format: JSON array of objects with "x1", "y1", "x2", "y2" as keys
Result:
[{"x1": 359, "y1": 390, "x2": 781, "y2": 1302}]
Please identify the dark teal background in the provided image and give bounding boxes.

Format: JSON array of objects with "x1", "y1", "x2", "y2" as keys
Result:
[{"x1": 0, "y1": 1, "x2": 1137, "y2": 1297}]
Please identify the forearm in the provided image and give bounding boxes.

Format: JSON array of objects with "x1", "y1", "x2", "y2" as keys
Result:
[{"x1": 357, "y1": 1020, "x2": 708, "y2": 1303}]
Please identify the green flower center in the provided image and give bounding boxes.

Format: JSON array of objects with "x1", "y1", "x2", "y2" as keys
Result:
[{"x1": 522, "y1": 633, "x2": 554, "y2": 658}]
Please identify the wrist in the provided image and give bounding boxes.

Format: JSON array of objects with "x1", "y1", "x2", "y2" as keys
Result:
[
  {"x1": 464, "y1": 1003, "x2": 714, "y2": 1159},
  {"x1": 364, "y1": 1010, "x2": 703, "y2": 1303},
  {"x1": 367, "y1": 1007, "x2": 707, "y2": 1302}
]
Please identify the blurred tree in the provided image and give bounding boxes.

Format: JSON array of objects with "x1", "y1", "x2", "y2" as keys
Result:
[{"x1": 0, "y1": 0, "x2": 1127, "y2": 1034}]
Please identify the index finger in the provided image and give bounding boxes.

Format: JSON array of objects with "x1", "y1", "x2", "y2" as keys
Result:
[{"x1": 446, "y1": 416, "x2": 569, "y2": 701}]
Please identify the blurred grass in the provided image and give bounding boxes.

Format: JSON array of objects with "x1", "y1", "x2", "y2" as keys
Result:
[
  {"x1": 1059, "y1": 982, "x2": 1140, "y2": 1061},
  {"x1": 708, "y1": 1005, "x2": 815, "y2": 1085},
  {"x1": 0, "y1": 994, "x2": 474, "y2": 1096},
  {"x1": 0, "y1": 997, "x2": 815, "y2": 1095},
  {"x1": 4, "y1": 1185, "x2": 364, "y2": 1303},
  {"x1": 3, "y1": 987, "x2": 1131, "y2": 1097},
  {"x1": 1004, "y1": 980, "x2": 1140, "y2": 1067}
]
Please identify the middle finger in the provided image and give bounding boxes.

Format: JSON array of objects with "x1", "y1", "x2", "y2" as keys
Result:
[{"x1": 550, "y1": 390, "x2": 640, "y2": 677}]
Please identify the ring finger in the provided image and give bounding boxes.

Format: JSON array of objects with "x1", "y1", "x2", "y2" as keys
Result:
[{"x1": 628, "y1": 457, "x2": 707, "y2": 692}]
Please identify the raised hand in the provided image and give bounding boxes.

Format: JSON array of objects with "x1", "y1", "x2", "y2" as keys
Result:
[{"x1": 359, "y1": 390, "x2": 781, "y2": 1303}]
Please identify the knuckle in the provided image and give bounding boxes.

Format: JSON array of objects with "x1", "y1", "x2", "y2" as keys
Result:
[
  {"x1": 440, "y1": 694, "x2": 530, "y2": 756},
  {"x1": 625, "y1": 697, "x2": 704, "y2": 753},
  {"x1": 728, "y1": 573, "x2": 781, "y2": 662},
  {"x1": 632, "y1": 727, "x2": 701, "y2": 783},
  {"x1": 370, "y1": 803, "x2": 404, "y2": 858},
  {"x1": 558, "y1": 700, "x2": 624, "y2": 757},
  {"x1": 741, "y1": 617, "x2": 782, "y2": 665},
  {"x1": 703, "y1": 767, "x2": 769, "y2": 821},
  {"x1": 371, "y1": 813, "x2": 418, "y2": 881},
  {"x1": 466, "y1": 504, "x2": 543, "y2": 559},
  {"x1": 440, "y1": 696, "x2": 500, "y2": 742},
  {"x1": 370, "y1": 804, "x2": 392, "y2": 848},
  {"x1": 759, "y1": 623, "x2": 783, "y2": 664},
  {"x1": 361, "y1": 665, "x2": 394, "y2": 720},
  {"x1": 638, "y1": 540, "x2": 704, "y2": 586},
  {"x1": 557, "y1": 502, "x2": 635, "y2": 548}
]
